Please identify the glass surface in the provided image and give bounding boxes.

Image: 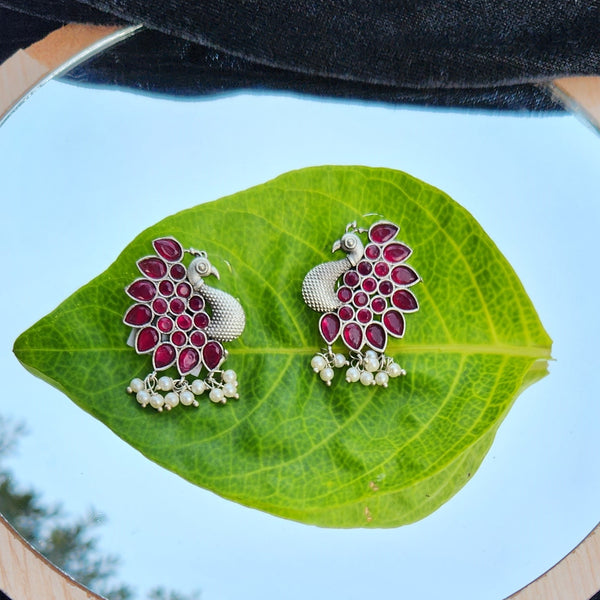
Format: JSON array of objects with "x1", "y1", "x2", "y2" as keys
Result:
[{"x1": 1, "y1": 80, "x2": 599, "y2": 600}]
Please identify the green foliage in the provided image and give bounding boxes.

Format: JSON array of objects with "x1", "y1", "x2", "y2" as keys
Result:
[{"x1": 13, "y1": 166, "x2": 552, "y2": 528}]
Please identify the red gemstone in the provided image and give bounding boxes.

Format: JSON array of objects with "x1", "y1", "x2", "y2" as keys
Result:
[
  {"x1": 194, "y1": 312, "x2": 210, "y2": 329},
  {"x1": 392, "y1": 289, "x2": 419, "y2": 311},
  {"x1": 127, "y1": 279, "x2": 156, "y2": 302},
  {"x1": 383, "y1": 310, "x2": 405, "y2": 338},
  {"x1": 371, "y1": 296, "x2": 387, "y2": 313},
  {"x1": 157, "y1": 316, "x2": 173, "y2": 333},
  {"x1": 203, "y1": 341, "x2": 224, "y2": 370},
  {"x1": 362, "y1": 277, "x2": 377, "y2": 293},
  {"x1": 391, "y1": 265, "x2": 419, "y2": 286},
  {"x1": 374, "y1": 262, "x2": 389, "y2": 277},
  {"x1": 177, "y1": 314, "x2": 193, "y2": 330},
  {"x1": 152, "y1": 297, "x2": 168, "y2": 314},
  {"x1": 171, "y1": 331, "x2": 187, "y2": 346},
  {"x1": 170, "y1": 298, "x2": 186, "y2": 314},
  {"x1": 383, "y1": 243, "x2": 412, "y2": 263},
  {"x1": 137, "y1": 257, "x2": 167, "y2": 279},
  {"x1": 357, "y1": 261, "x2": 372, "y2": 276},
  {"x1": 353, "y1": 291, "x2": 369, "y2": 307},
  {"x1": 188, "y1": 296, "x2": 204, "y2": 311},
  {"x1": 153, "y1": 238, "x2": 183, "y2": 262},
  {"x1": 177, "y1": 282, "x2": 191, "y2": 298},
  {"x1": 153, "y1": 343, "x2": 176, "y2": 369},
  {"x1": 337, "y1": 286, "x2": 353, "y2": 303},
  {"x1": 319, "y1": 313, "x2": 340, "y2": 343},
  {"x1": 344, "y1": 271, "x2": 360, "y2": 287},
  {"x1": 136, "y1": 327, "x2": 159, "y2": 353},
  {"x1": 178, "y1": 347, "x2": 200, "y2": 374},
  {"x1": 170, "y1": 263, "x2": 186, "y2": 280},
  {"x1": 366, "y1": 323, "x2": 387, "y2": 351},
  {"x1": 364, "y1": 244, "x2": 380, "y2": 260},
  {"x1": 379, "y1": 280, "x2": 393, "y2": 296},
  {"x1": 342, "y1": 323, "x2": 364, "y2": 350},
  {"x1": 124, "y1": 304, "x2": 152, "y2": 326},
  {"x1": 357, "y1": 308, "x2": 372, "y2": 323},
  {"x1": 370, "y1": 221, "x2": 399, "y2": 244},
  {"x1": 338, "y1": 306, "x2": 354, "y2": 321},
  {"x1": 190, "y1": 331, "x2": 206, "y2": 347},
  {"x1": 159, "y1": 280, "x2": 174, "y2": 296}
]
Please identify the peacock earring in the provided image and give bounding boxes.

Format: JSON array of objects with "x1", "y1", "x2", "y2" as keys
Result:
[
  {"x1": 123, "y1": 237, "x2": 246, "y2": 411},
  {"x1": 302, "y1": 220, "x2": 420, "y2": 387}
]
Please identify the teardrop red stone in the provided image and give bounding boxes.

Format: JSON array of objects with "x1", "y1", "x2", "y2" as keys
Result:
[
  {"x1": 383, "y1": 310, "x2": 405, "y2": 338},
  {"x1": 383, "y1": 243, "x2": 412, "y2": 263},
  {"x1": 342, "y1": 323, "x2": 364, "y2": 350},
  {"x1": 154, "y1": 343, "x2": 176, "y2": 369},
  {"x1": 127, "y1": 279, "x2": 156, "y2": 302},
  {"x1": 136, "y1": 327, "x2": 159, "y2": 353},
  {"x1": 137, "y1": 257, "x2": 167, "y2": 279},
  {"x1": 178, "y1": 347, "x2": 200, "y2": 374},
  {"x1": 124, "y1": 304, "x2": 153, "y2": 326},
  {"x1": 203, "y1": 341, "x2": 224, "y2": 370},
  {"x1": 391, "y1": 265, "x2": 419, "y2": 286},
  {"x1": 392, "y1": 289, "x2": 419, "y2": 311},
  {"x1": 369, "y1": 222, "x2": 399, "y2": 244},
  {"x1": 153, "y1": 238, "x2": 183, "y2": 262},
  {"x1": 319, "y1": 313, "x2": 340, "y2": 343},
  {"x1": 366, "y1": 323, "x2": 387, "y2": 351}
]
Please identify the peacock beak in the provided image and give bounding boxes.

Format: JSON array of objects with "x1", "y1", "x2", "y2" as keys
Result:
[
  {"x1": 331, "y1": 239, "x2": 341, "y2": 253},
  {"x1": 211, "y1": 265, "x2": 221, "y2": 280}
]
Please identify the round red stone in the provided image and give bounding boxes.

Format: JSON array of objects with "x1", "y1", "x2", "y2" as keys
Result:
[
  {"x1": 357, "y1": 308, "x2": 372, "y2": 324},
  {"x1": 391, "y1": 265, "x2": 419, "y2": 286},
  {"x1": 366, "y1": 323, "x2": 387, "y2": 351},
  {"x1": 344, "y1": 271, "x2": 360, "y2": 287},
  {"x1": 383, "y1": 309, "x2": 405, "y2": 338},
  {"x1": 177, "y1": 314, "x2": 193, "y2": 330},
  {"x1": 169, "y1": 298, "x2": 186, "y2": 314},
  {"x1": 369, "y1": 221, "x2": 399, "y2": 244},
  {"x1": 127, "y1": 279, "x2": 156, "y2": 302},
  {"x1": 178, "y1": 347, "x2": 200, "y2": 374},
  {"x1": 171, "y1": 331, "x2": 187, "y2": 346},
  {"x1": 342, "y1": 323, "x2": 364, "y2": 350},
  {"x1": 338, "y1": 306, "x2": 354, "y2": 321},
  {"x1": 203, "y1": 341, "x2": 224, "y2": 370},
  {"x1": 357, "y1": 261, "x2": 372, "y2": 276},
  {"x1": 157, "y1": 316, "x2": 173, "y2": 333},
  {"x1": 170, "y1": 263, "x2": 186, "y2": 280},
  {"x1": 353, "y1": 291, "x2": 369, "y2": 307},
  {"x1": 153, "y1": 343, "x2": 176, "y2": 369},
  {"x1": 137, "y1": 257, "x2": 167, "y2": 279},
  {"x1": 383, "y1": 243, "x2": 412, "y2": 264},
  {"x1": 152, "y1": 297, "x2": 168, "y2": 314},
  {"x1": 392, "y1": 289, "x2": 419, "y2": 311},
  {"x1": 190, "y1": 331, "x2": 206, "y2": 347},
  {"x1": 136, "y1": 327, "x2": 159, "y2": 353},
  {"x1": 337, "y1": 286, "x2": 353, "y2": 303},
  {"x1": 379, "y1": 280, "x2": 393, "y2": 296},
  {"x1": 153, "y1": 238, "x2": 183, "y2": 262},
  {"x1": 371, "y1": 296, "x2": 387, "y2": 313},
  {"x1": 188, "y1": 296, "x2": 204, "y2": 311},
  {"x1": 374, "y1": 262, "x2": 389, "y2": 277},
  {"x1": 194, "y1": 312, "x2": 210, "y2": 329},
  {"x1": 159, "y1": 280, "x2": 174, "y2": 296},
  {"x1": 177, "y1": 282, "x2": 192, "y2": 298},
  {"x1": 124, "y1": 304, "x2": 152, "y2": 327},
  {"x1": 364, "y1": 244, "x2": 380, "y2": 260},
  {"x1": 362, "y1": 277, "x2": 377, "y2": 293},
  {"x1": 319, "y1": 313, "x2": 340, "y2": 343}
]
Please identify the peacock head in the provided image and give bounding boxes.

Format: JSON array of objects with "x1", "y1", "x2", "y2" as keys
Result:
[
  {"x1": 332, "y1": 231, "x2": 365, "y2": 266},
  {"x1": 187, "y1": 254, "x2": 220, "y2": 289}
]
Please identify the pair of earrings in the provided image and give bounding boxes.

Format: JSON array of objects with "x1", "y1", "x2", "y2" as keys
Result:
[{"x1": 123, "y1": 220, "x2": 420, "y2": 411}]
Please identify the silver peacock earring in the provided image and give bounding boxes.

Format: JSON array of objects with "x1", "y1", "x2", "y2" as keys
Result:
[
  {"x1": 302, "y1": 220, "x2": 420, "y2": 387},
  {"x1": 123, "y1": 237, "x2": 246, "y2": 411}
]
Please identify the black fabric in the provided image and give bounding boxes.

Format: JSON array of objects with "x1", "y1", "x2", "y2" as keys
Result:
[{"x1": 2, "y1": 0, "x2": 600, "y2": 110}]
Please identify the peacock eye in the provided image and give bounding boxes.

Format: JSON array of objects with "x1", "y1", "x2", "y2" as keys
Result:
[
  {"x1": 195, "y1": 261, "x2": 209, "y2": 274},
  {"x1": 345, "y1": 236, "x2": 357, "y2": 249}
]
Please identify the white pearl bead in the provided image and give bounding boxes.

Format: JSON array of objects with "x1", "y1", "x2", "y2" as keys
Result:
[
  {"x1": 365, "y1": 350, "x2": 377, "y2": 360},
  {"x1": 157, "y1": 376, "x2": 173, "y2": 391},
  {"x1": 345, "y1": 367, "x2": 360, "y2": 383},
  {"x1": 136, "y1": 390, "x2": 150, "y2": 406},
  {"x1": 129, "y1": 378, "x2": 145, "y2": 393},
  {"x1": 375, "y1": 372, "x2": 389, "y2": 387},
  {"x1": 223, "y1": 383, "x2": 238, "y2": 398},
  {"x1": 222, "y1": 369, "x2": 237, "y2": 383},
  {"x1": 191, "y1": 379, "x2": 206, "y2": 395},
  {"x1": 387, "y1": 363, "x2": 404, "y2": 378},
  {"x1": 209, "y1": 388, "x2": 225, "y2": 403},
  {"x1": 364, "y1": 357, "x2": 379, "y2": 372},
  {"x1": 319, "y1": 367, "x2": 334, "y2": 383},
  {"x1": 164, "y1": 392, "x2": 179, "y2": 408},
  {"x1": 150, "y1": 394, "x2": 164, "y2": 409},
  {"x1": 360, "y1": 371, "x2": 374, "y2": 386},
  {"x1": 311, "y1": 355, "x2": 327, "y2": 372},
  {"x1": 333, "y1": 353, "x2": 347, "y2": 368},
  {"x1": 180, "y1": 390, "x2": 195, "y2": 406}
]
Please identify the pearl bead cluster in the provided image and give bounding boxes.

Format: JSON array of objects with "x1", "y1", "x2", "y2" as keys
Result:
[
  {"x1": 127, "y1": 369, "x2": 239, "y2": 411},
  {"x1": 310, "y1": 348, "x2": 405, "y2": 387}
]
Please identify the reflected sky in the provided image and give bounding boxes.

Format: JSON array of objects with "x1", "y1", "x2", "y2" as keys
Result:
[{"x1": 1, "y1": 79, "x2": 599, "y2": 600}]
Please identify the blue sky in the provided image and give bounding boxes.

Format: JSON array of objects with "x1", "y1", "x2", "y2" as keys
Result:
[{"x1": 1, "y1": 79, "x2": 600, "y2": 600}]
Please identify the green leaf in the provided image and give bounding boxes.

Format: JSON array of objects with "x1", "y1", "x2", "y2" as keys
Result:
[{"x1": 14, "y1": 166, "x2": 551, "y2": 528}]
